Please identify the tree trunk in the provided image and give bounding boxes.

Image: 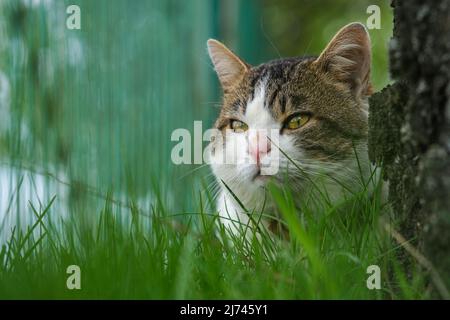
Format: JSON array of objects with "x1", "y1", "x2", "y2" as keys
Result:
[{"x1": 368, "y1": 0, "x2": 450, "y2": 298}]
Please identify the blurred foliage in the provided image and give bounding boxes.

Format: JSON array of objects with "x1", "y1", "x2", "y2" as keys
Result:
[{"x1": 261, "y1": 0, "x2": 393, "y2": 90}]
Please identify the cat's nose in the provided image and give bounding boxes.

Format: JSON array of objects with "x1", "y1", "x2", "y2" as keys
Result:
[{"x1": 249, "y1": 130, "x2": 271, "y2": 166}]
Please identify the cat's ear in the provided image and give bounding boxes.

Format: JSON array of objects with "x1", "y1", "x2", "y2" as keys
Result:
[
  {"x1": 207, "y1": 39, "x2": 250, "y2": 93},
  {"x1": 314, "y1": 22, "x2": 372, "y2": 97}
]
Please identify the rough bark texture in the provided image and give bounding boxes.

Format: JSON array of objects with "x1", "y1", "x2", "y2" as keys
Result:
[{"x1": 368, "y1": 0, "x2": 450, "y2": 297}]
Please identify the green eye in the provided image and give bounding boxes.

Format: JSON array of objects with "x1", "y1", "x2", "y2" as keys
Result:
[
  {"x1": 285, "y1": 114, "x2": 310, "y2": 130},
  {"x1": 230, "y1": 120, "x2": 248, "y2": 133}
]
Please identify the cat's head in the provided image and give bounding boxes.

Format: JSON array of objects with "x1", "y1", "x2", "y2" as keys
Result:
[{"x1": 207, "y1": 23, "x2": 372, "y2": 206}]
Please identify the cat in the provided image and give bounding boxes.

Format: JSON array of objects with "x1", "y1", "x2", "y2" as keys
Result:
[{"x1": 206, "y1": 22, "x2": 374, "y2": 237}]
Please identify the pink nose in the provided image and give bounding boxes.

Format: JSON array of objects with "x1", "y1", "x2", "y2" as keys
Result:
[{"x1": 249, "y1": 130, "x2": 271, "y2": 165}]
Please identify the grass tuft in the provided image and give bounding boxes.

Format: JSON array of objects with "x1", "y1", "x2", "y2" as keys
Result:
[{"x1": 0, "y1": 167, "x2": 427, "y2": 299}]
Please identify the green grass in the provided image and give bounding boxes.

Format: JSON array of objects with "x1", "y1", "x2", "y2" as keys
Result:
[{"x1": 0, "y1": 166, "x2": 427, "y2": 299}]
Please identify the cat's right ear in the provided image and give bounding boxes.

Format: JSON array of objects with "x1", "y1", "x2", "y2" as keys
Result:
[
  {"x1": 314, "y1": 23, "x2": 372, "y2": 98},
  {"x1": 207, "y1": 39, "x2": 249, "y2": 93}
]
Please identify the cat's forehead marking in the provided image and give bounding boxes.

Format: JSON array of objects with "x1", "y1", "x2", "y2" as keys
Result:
[
  {"x1": 240, "y1": 58, "x2": 311, "y2": 119},
  {"x1": 243, "y1": 81, "x2": 280, "y2": 129}
]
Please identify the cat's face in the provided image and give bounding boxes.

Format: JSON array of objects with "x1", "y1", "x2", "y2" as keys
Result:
[{"x1": 207, "y1": 23, "x2": 372, "y2": 207}]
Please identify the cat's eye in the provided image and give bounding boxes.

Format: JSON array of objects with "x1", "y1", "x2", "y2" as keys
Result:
[
  {"x1": 230, "y1": 120, "x2": 248, "y2": 133},
  {"x1": 285, "y1": 114, "x2": 310, "y2": 130}
]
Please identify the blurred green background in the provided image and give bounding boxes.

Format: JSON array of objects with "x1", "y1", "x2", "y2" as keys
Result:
[{"x1": 0, "y1": 0, "x2": 392, "y2": 230}]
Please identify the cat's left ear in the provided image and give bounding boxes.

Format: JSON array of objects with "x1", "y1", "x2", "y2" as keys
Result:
[
  {"x1": 314, "y1": 22, "x2": 372, "y2": 97},
  {"x1": 207, "y1": 39, "x2": 250, "y2": 93}
]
